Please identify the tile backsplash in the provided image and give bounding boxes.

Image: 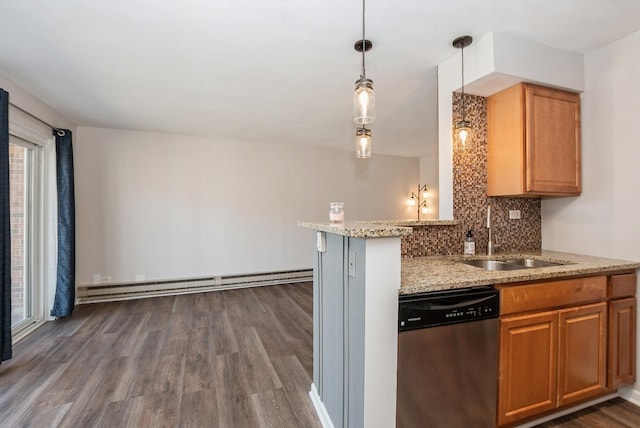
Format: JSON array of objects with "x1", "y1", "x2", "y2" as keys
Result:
[{"x1": 401, "y1": 93, "x2": 542, "y2": 257}]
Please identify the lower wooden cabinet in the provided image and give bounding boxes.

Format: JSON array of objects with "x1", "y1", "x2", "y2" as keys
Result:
[
  {"x1": 498, "y1": 311, "x2": 557, "y2": 426},
  {"x1": 608, "y1": 297, "x2": 636, "y2": 389},
  {"x1": 557, "y1": 303, "x2": 607, "y2": 406},
  {"x1": 498, "y1": 302, "x2": 607, "y2": 426},
  {"x1": 497, "y1": 272, "x2": 637, "y2": 426}
]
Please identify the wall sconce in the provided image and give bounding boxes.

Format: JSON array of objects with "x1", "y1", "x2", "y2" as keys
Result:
[
  {"x1": 453, "y1": 35, "x2": 473, "y2": 147},
  {"x1": 407, "y1": 184, "x2": 430, "y2": 221}
]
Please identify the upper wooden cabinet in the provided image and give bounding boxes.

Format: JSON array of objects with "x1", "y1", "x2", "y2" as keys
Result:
[{"x1": 487, "y1": 83, "x2": 581, "y2": 197}]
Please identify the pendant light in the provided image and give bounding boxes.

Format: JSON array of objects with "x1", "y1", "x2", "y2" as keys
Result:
[
  {"x1": 356, "y1": 127, "x2": 372, "y2": 158},
  {"x1": 453, "y1": 35, "x2": 473, "y2": 147},
  {"x1": 354, "y1": 0, "x2": 374, "y2": 158}
]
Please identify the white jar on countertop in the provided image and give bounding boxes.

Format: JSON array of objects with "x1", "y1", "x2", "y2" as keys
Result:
[{"x1": 329, "y1": 202, "x2": 344, "y2": 224}]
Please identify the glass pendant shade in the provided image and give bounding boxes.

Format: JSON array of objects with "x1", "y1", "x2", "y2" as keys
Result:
[
  {"x1": 353, "y1": 78, "x2": 376, "y2": 125},
  {"x1": 456, "y1": 120, "x2": 471, "y2": 146},
  {"x1": 453, "y1": 35, "x2": 473, "y2": 149},
  {"x1": 356, "y1": 127, "x2": 372, "y2": 158}
]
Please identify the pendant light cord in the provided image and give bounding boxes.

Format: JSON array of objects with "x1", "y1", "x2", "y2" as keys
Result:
[
  {"x1": 461, "y1": 43, "x2": 466, "y2": 122},
  {"x1": 361, "y1": 0, "x2": 366, "y2": 79}
]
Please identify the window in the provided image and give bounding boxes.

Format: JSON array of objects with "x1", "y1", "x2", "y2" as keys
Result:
[
  {"x1": 9, "y1": 137, "x2": 41, "y2": 335},
  {"x1": 8, "y1": 105, "x2": 53, "y2": 342}
]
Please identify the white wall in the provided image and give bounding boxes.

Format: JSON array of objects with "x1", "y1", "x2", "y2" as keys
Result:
[
  {"x1": 542, "y1": 30, "x2": 640, "y2": 401},
  {"x1": 542, "y1": 29, "x2": 640, "y2": 261},
  {"x1": 75, "y1": 127, "x2": 419, "y2": 284},
  {"x1": 420, "y1": 153, "x2": 439, "y2": 220}
]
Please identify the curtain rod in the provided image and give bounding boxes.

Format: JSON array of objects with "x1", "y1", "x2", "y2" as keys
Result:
[{"x1": 9, "y1": 101, "x2": 66, "y2": 136}]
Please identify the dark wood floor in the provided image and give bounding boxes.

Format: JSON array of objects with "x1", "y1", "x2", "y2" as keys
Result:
[
  {"x1": 0, "y1": 282, "x2": 321, "y2": 427},
  {"x1": 3, "y1": 282, "x2": 640, "y2": 427},
  {"x1": 534, "y1": 397, "x2": 640, "y2": 427}
]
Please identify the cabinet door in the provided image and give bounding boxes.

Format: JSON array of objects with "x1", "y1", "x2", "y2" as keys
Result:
[
  {"x1": 525, "y1": 84, "x2": 581, "y2": 195},
  {"x1": 487, "y1": 83, "x2": 525, "y2": 196},
  {"x1": 608, "y1": 297, "x2": 636, "y2": 389},
  {"x1": 557, "y1": 302, "x2": 607, "y2": 406},
  {"x1": 498, "y1": 311, "x2": 557, "y2": 426}
]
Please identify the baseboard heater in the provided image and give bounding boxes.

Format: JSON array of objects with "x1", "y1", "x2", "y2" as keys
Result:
[{"x1": 77, "y1": 268, "x2": 313, "y2": 304}]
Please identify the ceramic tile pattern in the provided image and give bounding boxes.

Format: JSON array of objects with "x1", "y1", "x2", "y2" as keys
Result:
[{"x1": 401, "y1": 93, "x2": 542, "y2": 257}]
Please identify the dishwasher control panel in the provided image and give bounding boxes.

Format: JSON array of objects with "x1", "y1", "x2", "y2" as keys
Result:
[{"x1": 399, "y1": 286, "x2": 499, "y2": 331}]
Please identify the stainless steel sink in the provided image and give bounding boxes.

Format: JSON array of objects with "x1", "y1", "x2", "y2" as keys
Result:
[
  {"x1": 460, "y1": 258, "x2": 565, "y2": 271},
  {"x1": 459, "y1": 259, "x2": 528, "y2": 271},
  {"x1": 503, "y1": 258, "x2": 564, "y2": 268}
]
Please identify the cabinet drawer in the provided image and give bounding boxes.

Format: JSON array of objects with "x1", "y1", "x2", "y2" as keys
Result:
[
  {"x1": 500, "y1": 276, "x2": 607, "y2": 316},
  {"x1": 608, "y1": 273, "x2": 637, "y2": 299}
]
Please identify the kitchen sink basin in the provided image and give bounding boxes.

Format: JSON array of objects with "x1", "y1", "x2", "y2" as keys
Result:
[
  {"x1": 459, "y1": 259, "x2": 528, "y2": 271},
  {"x1": 460, "y1": 258, "x2": 565, "y2": 271},
  {"x1": 503, "y1": 258, "x2": 564, "y2": 268}
]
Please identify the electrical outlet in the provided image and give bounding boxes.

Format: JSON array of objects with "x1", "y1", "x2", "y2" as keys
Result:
[
  {"x1": 93, "y1": 274, "x2": 101, "y2": 285},
  {"x1": 135, "y1": 275, "x2": 145, "y2": 281},
  {"x1": 509, "y1": 210, "x2": 521, "y2": 220},
  {"x1": 101, "y1": 275, "x2": 111, "y2": 284},
  {"x1": 348, "y1": 251, "x2": 356, "y2": 278}
]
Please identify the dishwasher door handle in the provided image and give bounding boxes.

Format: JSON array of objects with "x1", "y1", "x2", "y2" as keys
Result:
[
  {"x1": 429, "y1": 295, "x2": 496, "y2": 310},
  {"x1": 402, "y1": 294, "x2": 496, "y2": 311}
]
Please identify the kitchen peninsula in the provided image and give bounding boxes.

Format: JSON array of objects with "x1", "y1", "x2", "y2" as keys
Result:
[
  {"x1": 298, "y1": 221, "x2": 411, "y2": 428},
  {"x1": 300, "y1": 220, "x2": 640, "y2": 428}
]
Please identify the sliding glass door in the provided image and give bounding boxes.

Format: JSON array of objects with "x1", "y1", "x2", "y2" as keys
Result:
[{"x1": 9, "y1": 137, "x2": 38, "y2": 332}]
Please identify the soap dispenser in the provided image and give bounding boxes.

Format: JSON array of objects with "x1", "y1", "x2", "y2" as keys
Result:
[{"x1": 464, "y1": 230, "x2": 475, "y2": 256}]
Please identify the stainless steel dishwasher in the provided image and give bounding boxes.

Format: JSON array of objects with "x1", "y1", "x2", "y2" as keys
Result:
[{"x1": 397, "y1": 286, "x2": 499, "y2": 428}]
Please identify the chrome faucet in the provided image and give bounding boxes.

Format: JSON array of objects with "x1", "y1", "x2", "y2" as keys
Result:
[
  {"x1": 488, "y1": 227, "x2": 495, "y2": 256},
  {"x1": 487, "y1": 205, "x2": 495, "y2": 256}
]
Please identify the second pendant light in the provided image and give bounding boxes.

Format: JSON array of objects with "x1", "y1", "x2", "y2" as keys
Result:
[{"x1": 453, "y1": 35, "x2": 473, "y2": 147}]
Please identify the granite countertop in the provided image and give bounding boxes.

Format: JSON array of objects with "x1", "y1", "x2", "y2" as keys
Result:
[
  {"x1": 365, "y1": 220, "x2": 460, "y2": 227},
  {"x1": 298, "y1": 219, "x2": 461, "y2": 238},
  {"x1": 298, "y1": 221, "x2": 413, "y2": 238},
  {"x1": 401, "y1": 250, "x2": 640, "y2": 295}
]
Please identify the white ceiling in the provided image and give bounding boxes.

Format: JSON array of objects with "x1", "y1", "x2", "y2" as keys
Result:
[{"x1": 2, "y1": 0, "x2": 640, "y2": 158}]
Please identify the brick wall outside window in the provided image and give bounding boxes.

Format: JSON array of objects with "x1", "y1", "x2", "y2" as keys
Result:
[{"x1": 9, "y1": 143, "x2": 26, "y2": 326}]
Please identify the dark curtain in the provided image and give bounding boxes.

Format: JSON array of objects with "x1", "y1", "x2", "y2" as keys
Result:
[
  {"x1": 50, "y1": 129, "x2": 75, "y2": 318},
  {"x1": 0, "y1": 89, "x2": 11, "y2": 362}
]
